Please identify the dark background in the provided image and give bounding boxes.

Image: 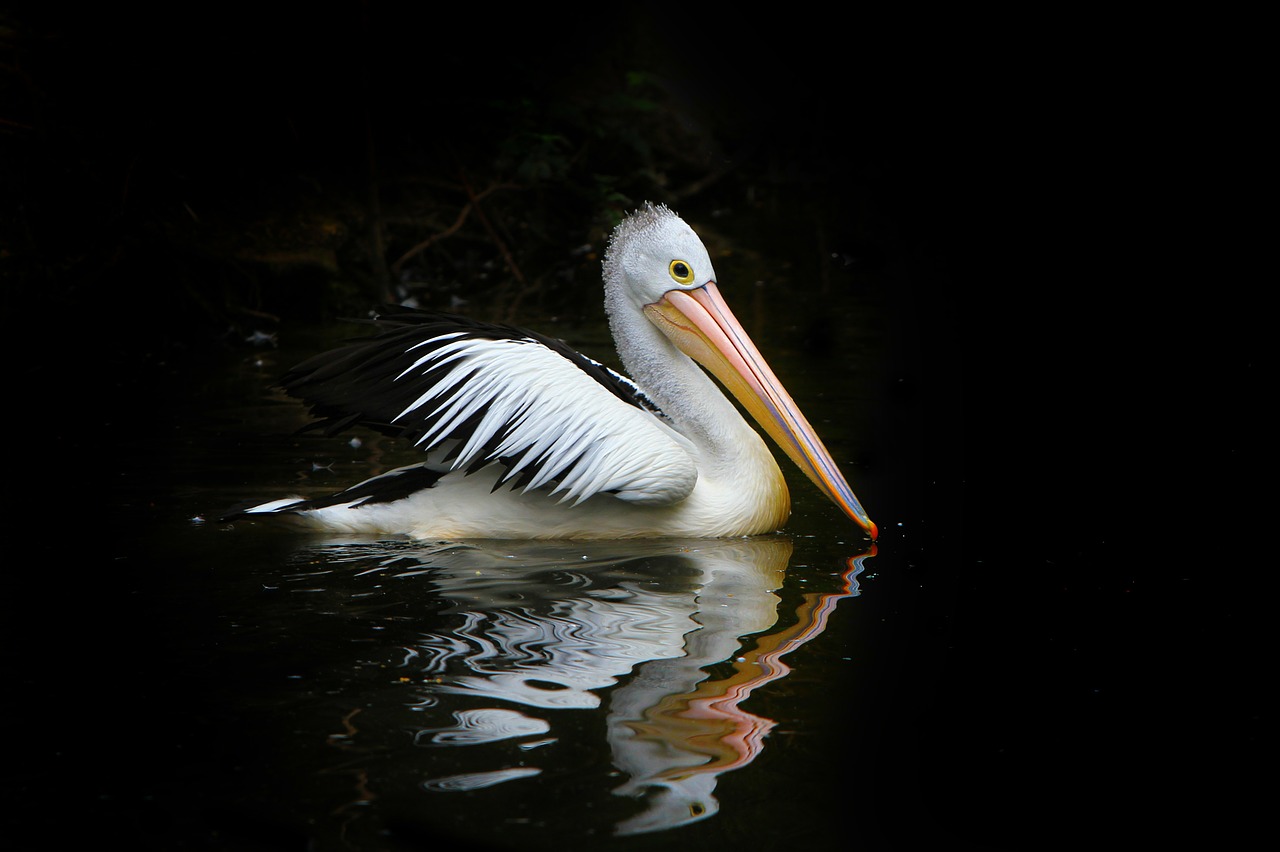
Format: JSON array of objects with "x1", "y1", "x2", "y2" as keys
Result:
[{"x1": 3, "y1": 4, "x2": 1263, "y2": 849}]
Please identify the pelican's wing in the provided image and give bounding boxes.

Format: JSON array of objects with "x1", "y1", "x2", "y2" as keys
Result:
[{"x1": 280, "y1": 308, "x2": 698, "y2": 507}]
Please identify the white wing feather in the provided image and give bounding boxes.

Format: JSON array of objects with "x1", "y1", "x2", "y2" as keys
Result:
[{"x1": 392, "y1": 336, "x2": 698, "y2": 506}]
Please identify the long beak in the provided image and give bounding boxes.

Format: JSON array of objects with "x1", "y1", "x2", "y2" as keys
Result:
[{"x1": 645, "y1": 282, "x2": 877, "y2": 540}]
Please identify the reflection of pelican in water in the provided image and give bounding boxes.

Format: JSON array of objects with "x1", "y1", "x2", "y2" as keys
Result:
[
  {"x1": 605, "y1": 543, "x2": 870, "y2": 834},
  {"x1": 308, "y1": 535, "x2": 872, "y2": 834}
]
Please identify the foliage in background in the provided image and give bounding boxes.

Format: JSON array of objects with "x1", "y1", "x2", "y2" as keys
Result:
[{"x1": 2, "y1": 7, "x2": 902, "y2": 373}]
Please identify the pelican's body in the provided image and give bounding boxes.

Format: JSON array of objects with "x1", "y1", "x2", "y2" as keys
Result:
[{"x1": 225, "y1": 204, "x2": 875, "y2": 540}]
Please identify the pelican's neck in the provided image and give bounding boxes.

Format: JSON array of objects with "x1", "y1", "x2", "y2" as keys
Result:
[{"x1": 606, "y1": 295, "x2": 764, "y2": 469}]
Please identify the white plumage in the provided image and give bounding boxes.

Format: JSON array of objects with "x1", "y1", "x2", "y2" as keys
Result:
[
  {"x1": 395, "y1": 333, "x2": 697, "y2": 506},
  {"x1": 224, "y1": 203, "x2": 876, "y2": 540}
]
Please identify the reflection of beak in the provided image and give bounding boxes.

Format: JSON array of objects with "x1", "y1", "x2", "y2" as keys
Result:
[{"x1": 645, "y1": 283, "x2": 877, "y2": 539}]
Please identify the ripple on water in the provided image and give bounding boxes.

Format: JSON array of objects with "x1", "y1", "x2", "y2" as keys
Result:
[
  {"x1": 420, "y1": 766, "x2": 542, "y2": 792},
  {"x1": 413, "y1": 707, "x2": 550, "y2": 746}
]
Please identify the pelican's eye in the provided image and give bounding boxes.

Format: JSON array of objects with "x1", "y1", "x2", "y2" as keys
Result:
[{"x1": 669, "y1": 259, "x2": 695, "y2": 285}]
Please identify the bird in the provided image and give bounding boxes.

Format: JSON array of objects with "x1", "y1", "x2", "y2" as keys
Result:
[{"x1": 223, "y1": 203, "x2": 876, "y2": 541}]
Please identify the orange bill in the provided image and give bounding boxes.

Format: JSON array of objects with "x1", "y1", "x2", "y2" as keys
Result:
[{"x1": 645, "y1": 283, "x2": 877, "y2": 539}]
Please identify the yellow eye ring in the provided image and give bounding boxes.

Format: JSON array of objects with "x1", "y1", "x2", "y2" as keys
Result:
[{"x1": 669, "y1": 259, "x2": 695, "y2": 285}]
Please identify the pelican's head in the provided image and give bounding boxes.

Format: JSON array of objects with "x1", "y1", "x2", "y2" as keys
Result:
[
  {"x1": 604, "y1": 203, "x2": 719, "y2": 308},
  {"x1": 604, "y1": 203, "x2": 877, "y2": 540}
]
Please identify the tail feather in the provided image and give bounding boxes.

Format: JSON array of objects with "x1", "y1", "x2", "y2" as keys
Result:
[
  {"x1": 219, "y1": 464, "x2": 448, "y2": 523},
  {"x1": 217, "y1": 496, "x2": 309, "y2": 522}
]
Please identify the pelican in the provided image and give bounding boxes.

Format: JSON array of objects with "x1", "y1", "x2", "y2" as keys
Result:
[{"x1": 224, "y1": 203, "x2": 876, "y2": 540}]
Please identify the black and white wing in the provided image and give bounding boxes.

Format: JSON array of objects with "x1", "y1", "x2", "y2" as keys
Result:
[{"x1": 280, "y1": 307, "x2": 697, "y2": 507}]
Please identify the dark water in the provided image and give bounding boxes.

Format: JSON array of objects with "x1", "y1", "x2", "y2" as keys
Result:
[{"x1": 114, "y1": 531, "x2": 877, "y2": 850}]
